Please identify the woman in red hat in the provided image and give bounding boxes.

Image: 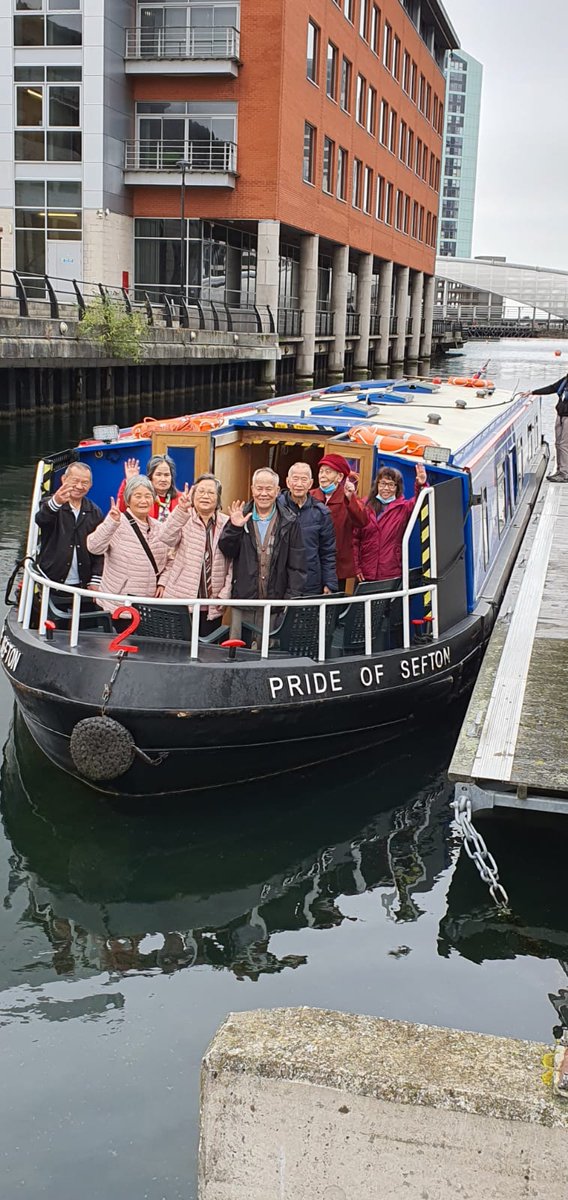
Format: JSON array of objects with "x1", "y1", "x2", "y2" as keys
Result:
[{"x1": 311, "y1": 454, "x2": 368, "y2": 588}]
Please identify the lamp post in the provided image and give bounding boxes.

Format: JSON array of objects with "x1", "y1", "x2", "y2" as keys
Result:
[{"x1": 176, "y1": 158, "x2": 191, "y2": 303}]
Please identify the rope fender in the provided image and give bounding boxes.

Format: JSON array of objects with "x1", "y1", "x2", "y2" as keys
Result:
[{"x1": 70, "y1": 716, "x2": 136, "y2": 781}]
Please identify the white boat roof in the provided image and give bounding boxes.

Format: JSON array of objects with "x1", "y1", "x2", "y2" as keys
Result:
[{"x1": 222, "y1": 379, "x2": 528, "y2": 464}]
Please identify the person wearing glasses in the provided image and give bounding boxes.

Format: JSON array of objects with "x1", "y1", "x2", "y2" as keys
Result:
[{"x1": 353, "y1": 463, "x2": 427, "y2": 583}]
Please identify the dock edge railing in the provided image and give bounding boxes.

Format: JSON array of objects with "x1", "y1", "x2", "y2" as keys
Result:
[{"x1": 17, "y1": 465, "x2": 437, "y2": 663}]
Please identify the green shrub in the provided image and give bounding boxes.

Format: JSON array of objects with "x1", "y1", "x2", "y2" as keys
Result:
[{"x1": 78, "y1": 297, "x2": 146, "y2": 362}]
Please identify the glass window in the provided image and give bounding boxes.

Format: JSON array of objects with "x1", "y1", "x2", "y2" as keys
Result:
[
  {"x1": 47, "y1": 65, "x2": 82, "y2": 82},
  {"x1": 15, "y1": 179, "x2": 45, "y2": 206},
  {"x1": 385, "y1": 181, "x2": 393, "y2": 225},
  {"x1": 363, "y1": 166, "x2": 373, "y2": 214},
  {"x1": 340, "y1": 56, "x2": 351, "y2": 112},
  {"x1": 47, "y1": 179, "x2": 81, "y2": 206},
  {"x1": 14, "y1": 15, "x2": 44, "y2": 45},
  {"x1": 49, "y1": 85, "x2": 80, "y2": 126},
  {"x1": 383, "y1": 22, "x2": 391, "y2": 69},
  {"x1": 366, "y1": 86, "x2": 376, "y2": 136},
  {"x1": 355, "y1": 74, "x2": 365, "y2": 124},
  {"x1": 352, "y1": 158, "x2": 362, "y2": 208},
  {"x1": 15, "y1": 130, "x2": 45, "y2": 160},
  {"x1": 16, "y1": 85, "x2": 43, "y2": 127},
  {"x1": 375, "y1": 175, "x2": 384, "y2": 220},
  {"x1": 303, "y1": 122, "x2": 315, "y2": 184},
  {"x1": 343, "y1": 0, "x2": 353, "y2": 21},
  {"x1": 370, "y1": 4, "x2": 380, "y2": 53},
  {"x1": 307, "y1": 20, "x2": 319, "y2": 83},
  {"x1": 392, "y1": 35, "x2": 400, "y2": 79},
  {"x1": 336, "y1": 146, "x2": 347, "y2": 200},
  {"x1": 322, "y1": 136, "x2": 334, "y2": 193},
  {"x1": 326, "y1": 42, "x2": 338, "y2": 100},
  {"x1": 47, "y1": 130, "x2": 81, "y2": 160},
  {"x1": 16, "y1": 0, "x2": 42, "y2": 8},
  {"x1": 47, "y1": 13, "x2": 82, "y2": 44},
  {"x1": 402, "y1": 50, "x2": 410, "y2": 92},
  {"x1": 359, "y1": 0, "x2": 368, "y2": 39},
  {"x1": 388, "y1": 109, "x2": 397, "y2": 154},
  {"x1": 15, "y1": 66, "x2": 45, "y2": 82}
]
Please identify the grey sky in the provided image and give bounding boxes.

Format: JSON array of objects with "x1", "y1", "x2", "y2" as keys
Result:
[{"x1": 444, "y1": 0, "x2": 566, "y2": 269}]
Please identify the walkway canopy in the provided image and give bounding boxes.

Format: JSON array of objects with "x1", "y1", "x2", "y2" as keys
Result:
[{"x1": 436, "y1": 257, "x2": 568, "y2": 320}]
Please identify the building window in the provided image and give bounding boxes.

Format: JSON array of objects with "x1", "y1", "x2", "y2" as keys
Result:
[
  {"x1": 402, "y1": 50, "x2": 410, "y2": 92},
  {"x1": 384, "y1": 181, "x2": 393, "y2": 225},
  {"x1": 322, "y1": 135, "x2": 334, "y2": 193},
  {"x1": 418, "y1": 205, "x2": 424, "y2": 240},
  {"x1": 307, "y1": 20, "x2": 319, "y2": 83},
  {"x1": 14, "y1": 5, "x2": 82, "y2": 48},
  {"x1": 136, "y1": 100, "x2": 236, "y2": 170},
  {"x1": 15, "y1": 66, "x2": 82, "y2": 162},
  {"x1": 418, "y1": 73, "x2": 426, "y2": 113},
  {"x1": 398, "y1": 119, "x2": 406, "y2": 162},
  {"x1": 340, "y1": 56, "x2": 351, "y2": 111},
  {"x1": 404, "y1": 193, "x2": 410, "y2": 234},
  {"x1": 422, "y1": 142, "x2": 428, "y2": 180},
  {"x1": 370, "y1": 4, "x2": 380, "y2": 53},
  {"x1": 303, "y1": 121, "x2": 316, "y2": 183},
  {"x1": 279, "y1": 242, "x2": 300, "y2": 310},
  {"x1": 355, "y1": 74, "x2": 366, "y2": 125},
  {"x1": 134, "y1": 217, "x2": 256, "y2": 306},
  {"x1": 336, "y1": 145, "x2": 347, "y2": 199},
  {"x1": 406, "y1": 128, "x2": 414, "y2": 169},
  {"x1": 395, "y1": 188, "x2": 403, "y2": 230},
  {"x1": 15, "y1": 178, "x2": 82, "y2": 279},
  {"x1": 383, "y1": 22, "x2": 391, "y2": 69},
  {"x1": 388, "y1": 109, "x2": 397, "y2": 154},
  {"x1": 415, "y1": 136, "x2": 422, "y2": 175},
  {"x1": 375, "y1": 174, "x2": 384, "y2": 220},
  {"x1": 352, "y1": 158, "x2": 362, "y2": 209},
  {"x1": 344, "y1": 0, "x2": 354, "y2": 22},
  {"x1": 411, "y1": 200, "x2": 418, "y2": 238},
  {"x1": 366, "y1": 86, "x2": 377, "y2": 136},
  {"x1": 363, "y1": 165, "x2": 373, "y2": 214},
  {"x1": 392, "y1": 34, "x2": 400, "y2": 79},
  {"x1": 359, "y1": 0, "x2": 369, "y2": 40},
  {"x1": 410, "y1": 59, "x2": 417, "y2": 102},
  {"x1": 379, "y1": 99, "x2": 388, "y2": 145},
  {"x1": 326, "y1": 41, "x2": 338, "y2": 99}
]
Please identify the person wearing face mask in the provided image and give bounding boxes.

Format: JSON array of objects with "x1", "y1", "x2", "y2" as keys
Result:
[
  {"x1": 353, "y1": 463, "x2": 427, "y2": 583},
  {"x1": 154, "y1": 473, "x2": 232, "y2": 635},
  {"x1": 311, "y1": 454, "x2": 368, "y2": 589},
  {"x1": 116, "y1": 454, "x2": 180, "y2": 520}
]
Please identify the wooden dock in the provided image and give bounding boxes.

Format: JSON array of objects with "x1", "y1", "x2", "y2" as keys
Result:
[{"x1": 449, "y1": 476, "x2": 568, "y2": 816}]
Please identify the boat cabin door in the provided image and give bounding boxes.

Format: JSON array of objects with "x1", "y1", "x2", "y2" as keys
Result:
[
  {"x1": 320, "y1": 436, "x2": 375, "y2": 498},
  {"x1": 151, "y1": 431, "x2": 211, "y2": 490}
]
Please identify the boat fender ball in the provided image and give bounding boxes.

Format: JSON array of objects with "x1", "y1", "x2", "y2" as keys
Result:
[{"x1": 69, "y1": 716, "x2": 136, "y2": 781}]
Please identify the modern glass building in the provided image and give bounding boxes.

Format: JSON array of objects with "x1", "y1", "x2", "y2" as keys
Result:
[{"x1": 437, "y1": 49, "x2": 482, "y2": 258}]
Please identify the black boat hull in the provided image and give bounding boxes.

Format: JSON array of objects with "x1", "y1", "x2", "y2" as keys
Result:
[{"x1": 2, "y1": 607, "x2": 488, "y2": 796}]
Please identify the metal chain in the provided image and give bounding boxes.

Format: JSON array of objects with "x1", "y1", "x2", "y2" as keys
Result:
[
  {"x1": 451, "y1": 794, "x2": 510, "y2": 909},
  {"x1": 101, "y1": 651, "x2": 124, "y2": 714}
]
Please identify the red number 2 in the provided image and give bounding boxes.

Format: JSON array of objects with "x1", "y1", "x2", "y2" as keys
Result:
[{"x1": 108, "y1": 605, "x2": 141, "y2": 654}]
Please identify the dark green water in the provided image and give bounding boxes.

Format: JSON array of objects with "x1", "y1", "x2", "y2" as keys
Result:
[{"x1": 0, "y1": 340, "x2": 566, "y2": 1200}]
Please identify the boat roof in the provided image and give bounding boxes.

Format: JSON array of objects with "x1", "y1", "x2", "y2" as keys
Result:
[{"x1": 215, "y1": 379, "x2": 528, "y2": 465}]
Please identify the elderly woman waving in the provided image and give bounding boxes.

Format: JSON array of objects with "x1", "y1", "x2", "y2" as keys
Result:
[
  {"x1": 155, "y1": 473, "x2": 232, "y2": 635},
  {"x1": 86, "y1": 476, "x2": 170, "y2": 610}
]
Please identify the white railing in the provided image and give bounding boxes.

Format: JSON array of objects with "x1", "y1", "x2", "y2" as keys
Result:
[
  {"x1": 17, "y1": 484, "x2": 438, "y2": 663},
  {"x1": 124, "y1": 139, "x2": 237, "y2": 174},
  {"x1": 125, "y1": 25, "x2": 240, "y2": 60}
]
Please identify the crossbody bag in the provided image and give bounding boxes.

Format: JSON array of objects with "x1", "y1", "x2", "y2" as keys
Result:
[{"x1": 125, "y1": 513, "x2": 161, "y2": 585}]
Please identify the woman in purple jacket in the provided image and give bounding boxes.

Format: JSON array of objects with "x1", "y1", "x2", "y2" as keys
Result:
[{"x1": 353, "y1": 462, "x2": 427, "y2": 583}]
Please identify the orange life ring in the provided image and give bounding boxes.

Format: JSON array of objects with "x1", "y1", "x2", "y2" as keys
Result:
[
  {"x1": 348, "y1": 425, "x2": 438, "y2": 456},
  {"x1": 130, "y1": 413, "x2": 224, "y2": 439},
  {"x1": 448, "y1": 376, "x2": 494, "y2": 388}
]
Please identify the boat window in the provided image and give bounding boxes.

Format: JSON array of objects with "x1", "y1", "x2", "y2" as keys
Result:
[
  {"x1": 480, "y1": 486, "x2": 489, "y2": 568},
  {"x1": 496, "y1": 462, "x2": 507, "y2": 536},
  {"x1": 517, "y1": 437, "x2": 524, "y2": 488},
  {"x1": 507, "y1": 447, "x2": 518, "y2": 505}
]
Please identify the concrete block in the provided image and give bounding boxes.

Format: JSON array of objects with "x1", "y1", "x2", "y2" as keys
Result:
[{"x1": 199, "y1": 1007, "x2": 568, "y2": 1200}]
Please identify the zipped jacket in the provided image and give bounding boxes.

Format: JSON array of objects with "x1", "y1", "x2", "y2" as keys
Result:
[
  {"x1": 218, "y1": 500, "x2": 307, "y2": 600},
  {"x1": 35, "y1": 495, "x2": 104, "y2": 587}
]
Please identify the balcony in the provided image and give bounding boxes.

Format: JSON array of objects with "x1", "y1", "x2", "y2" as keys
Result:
[
  {"x1": 316, "y1": 310, "x2": 334, "y2": 338},
  {"x1": 125, "y1": 25, "x2": 240, "y2": 76},
  {"x1": 278, "y1": 308, "x2": 303, "y2": 338},
  {"x1": 346, "y1": 311, "x2": 360, "y2": 337},
  {"x1": 124, "y1": 140, "x2": 237, "y2": 188}
]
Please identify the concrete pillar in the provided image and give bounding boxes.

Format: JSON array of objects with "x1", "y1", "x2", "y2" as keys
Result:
[
  {"x1": 199, "y1": 1008, "x2": 568, "y2": 1200},
  {"x1": 328, "y1": 244, "x2": 349, "y2": 382},
  {"x1": 255, "y1": 219, "x2": 280, "y2": 329},
  {"x1": 295, "y1": 233, "x2": 319, "y2": 388},
  {"x1": 408, "y1": 270, "x2": 424, "y2": 361},
  {"x1": 375, "y1": 259, "x2": 394, "y2": 367},
  {"x1": 392, "y1": 265, "x2": 410, "y2": 363},
  {"x1": 353, "y1": 252, "x2": 373, "y2": 380},
  {"x1": 420, "y1": 273, "x2": 436, "y2": 358}
]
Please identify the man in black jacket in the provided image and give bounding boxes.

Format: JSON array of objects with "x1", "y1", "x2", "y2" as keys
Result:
[
  {"x1": 280, "y1": 461, "x2": 338, "y2": 595},
  {"x1": 529, "y1": 373, "x2": 568, "y2": 482},
  {"x1": 35, "y1": 462, "x2": 104, "y2": 588},
  {"x1": 219, "y1": 467, "x2": 306, "y2": 601}
]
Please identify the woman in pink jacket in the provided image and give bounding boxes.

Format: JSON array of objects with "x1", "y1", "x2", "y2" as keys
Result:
[
  {"x1": 155, "y1": 473, "x2": 232, "y2": 636},
  {"x1": 86, "y1": 476, "x2": 170, "y2": 611},
  {"x1": 353, "y1": 462, "x2": 427, "y2": 583}
]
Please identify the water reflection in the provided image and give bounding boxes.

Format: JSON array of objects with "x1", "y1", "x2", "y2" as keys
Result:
[{"x1": 1, "y1": 710, "x2": 455, "y2": 988}]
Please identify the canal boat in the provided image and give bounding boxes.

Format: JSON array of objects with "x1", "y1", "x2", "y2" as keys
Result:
[{"x1": 1, "y1": 377, "x2": 548, "y2": 797}]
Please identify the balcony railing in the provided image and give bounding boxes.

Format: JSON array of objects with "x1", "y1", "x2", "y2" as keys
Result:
[
  {"x1": 278, "y1": 308, "x2": 303, "y2": 338},
  {"x1": 125, "y1": 26, "x2": 240, "y2": 61},
  {"x1": 406, "y1": 316, "x2": 414, "y2": 335},
  {"x1": 389, "y1": 315, "x2": 398, "y2": 335},
  {"x1": 369, "y1": 312, "x2": 381, "y2": 337},
  {"x1": 124, "y1": 139, "x2": 237, "y2": 174},
  {"x1": 346, "y1": 311, "x2": 360, "y2": 337},
  {"x1": 316, "y1": 310, "x2": 334, "y2": 337}
]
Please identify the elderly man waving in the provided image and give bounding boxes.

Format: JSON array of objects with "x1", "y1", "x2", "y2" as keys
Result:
[{"x1": 219, "y1": 467, "x2": 306, "y2": 603}]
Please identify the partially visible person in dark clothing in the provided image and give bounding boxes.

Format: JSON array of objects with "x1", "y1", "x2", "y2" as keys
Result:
[
  {"x1": 35, "y1": 461, "x2": 104, "y2": 589},
  {"x1": 280, "y1": 461, "x2": 338, "y2": 595},
  {"x1": 219, "y1": 467, "x2": 306, "y2": 601},
  {"x1": 310, "y1": 453, "x2": 368, "y2": 588},
  {"x1": 528, "y1": 374, "x2": 568, "y2": 482},
  {"x1": 353, "y1": 462, "x2": 427, "y2": 582}
]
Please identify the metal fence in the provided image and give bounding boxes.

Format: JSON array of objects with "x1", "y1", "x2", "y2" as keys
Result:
[
  {"x1": 124, "y1": 139, "x2": 237, "y2": 174},
  {"x1": 125, "y1": 25, "x2": 240, "y2": 60}
]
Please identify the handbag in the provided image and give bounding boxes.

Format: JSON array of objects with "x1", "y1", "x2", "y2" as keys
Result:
[{"x1": 125, "y1": 513, "x2": 161, "y2": 585}]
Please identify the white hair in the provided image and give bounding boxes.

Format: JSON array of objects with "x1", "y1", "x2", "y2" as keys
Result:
[{"x1": 252, "y1": 467, "x2": 280, "y2": 486}]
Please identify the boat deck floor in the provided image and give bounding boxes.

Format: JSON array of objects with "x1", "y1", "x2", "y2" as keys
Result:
[{"x1": 449, "y1": 475, "x2": 568, "y2": 815}]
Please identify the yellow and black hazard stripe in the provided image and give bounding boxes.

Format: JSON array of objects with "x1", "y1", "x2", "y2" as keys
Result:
[{"x1": 420, "y1": 501, "x2": 432, "y2": 623}]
